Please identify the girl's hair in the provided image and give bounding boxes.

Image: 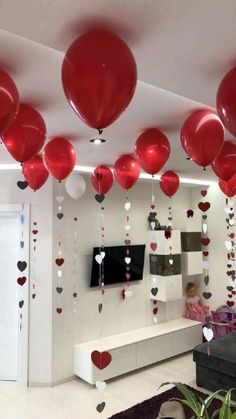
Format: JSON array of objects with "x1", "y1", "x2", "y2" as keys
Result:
[{"x1": 186, "y1": 282, "x2": 195, "y2": 292}]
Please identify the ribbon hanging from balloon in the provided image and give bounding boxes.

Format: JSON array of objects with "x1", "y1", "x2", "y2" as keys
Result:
[
  {"x1": 62, "y1": 30, "x2": 137, "y2": 140},
  {"x1": 114, "y1": 155, "x2": 140, "y2": 298},
  {"x1": 0, "y1": 68, "x2": 19, "y2": 135},
  {"x1": 181, "y1": 110, "x2": 224, "y2": 169}
]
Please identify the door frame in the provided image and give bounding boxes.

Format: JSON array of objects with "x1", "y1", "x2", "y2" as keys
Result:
[{"x1": 0, "y1": 204, "x2": 30, "y2": 386}]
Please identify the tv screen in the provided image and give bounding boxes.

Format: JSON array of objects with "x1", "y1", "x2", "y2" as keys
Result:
[{"x1": 90, "y1": 244, "x2": 146, "y2": 287}]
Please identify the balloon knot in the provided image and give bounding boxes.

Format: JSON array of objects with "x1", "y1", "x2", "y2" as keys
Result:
[{"x1": 98, "y1": 128, "x2": 103, "y2": 135}]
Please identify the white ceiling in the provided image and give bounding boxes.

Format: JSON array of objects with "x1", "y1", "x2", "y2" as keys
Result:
[{"x1": 0, "y1": 0, "x2": 236, "y2": 180}]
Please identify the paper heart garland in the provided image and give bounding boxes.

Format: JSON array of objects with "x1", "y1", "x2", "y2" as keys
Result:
[
  {"x1": 124, "y1": 239, "x2": 131, "y2": 245},
  {"x1": 55, "y1": 258, "x2": 64, "y2": 267},
  {"x1": 153, "y1": 307, "x2": 158, "y2": 315},
  {"x1": 227, "y1": 300, "x2": 235, "y2": 307},
  {"x1": 95, "y1": 194, "x2": 105, "y2": 203},
  {"x1": 124, "y1": 289, "x2": 132, "y2": 298},
  {"x1": 91, "y1": 350, "x2": 112, "y2": 370},
  {"x1": 202, "y1": 223, "x2": 207, "y2": 234},
  {"x1": 150, "y1": 242, "x2": 157, "y2": 251},
  {"x1": 125, "y1": 257, "x2": 131, "y2": 264},
  {"x1": 202, "y1": 215, "x2": 207, "y2": 220},
  {"x1": 56, "y1": 287, "x2": 63, "y2": 294},
  {"x1": 19, "y1": 300, "x2": 24, "y2": 309},
  {"x1": 229, "y1": 219, "x2": 235, "y2": 226},
  {"x1": 17, "y1": 180, "x2": 28, "y2": 190},
  {"x1": 17, "y1": 261, "x2": 27, "y2": 272},
  {"x1": 202, "y1": 291, "x2": 212, "y2": 300},
  {"x1": 187, "y1": 209, "x2": 194, "y2": 218},
  {"x1": 169, "y1": 259, "x2": 174, "y2": 265},
  {"x1": 17, "y1": 276, "x2": 27, "y2": 286},
  {"x1": 227, "y1": 286, "x2": 233, "y2": 292},
  {"x1": 225, "y1": 241, "x2": 232, "y2": 251},
  {"x1": 98, "y1": 303, "x2": 103, "y2": 313},
  {"x1": 203, "y1": 326, "x2": 213, "y2": 342},
  {"x1": 56, "y1": 308, "x2": 62, "y2": 314},
  {"x1": 202, "y1": 260, "x2": 209, "y2": 270},
  {"x1": 203, "y1": 251, "x2": 209, "y2": 257},
  {"x1": 124, "y1": 202, "x2": 131, "y2": 211},
  {"x1": 125, "y1": 224, "x2": 131, "y2": 231},
  {"x1": 198, "y1": 202, "x2": 211, "y2": 212},
  {"x1": 204, "y1": 275, "x2": 209, "y2": 286},
  {"x1": 57, "y1": 270, "x2": 62, "y2": 278},
  {"x1": 96, "y1": 381, "x2": 107, "y2": 391},
  {"x1": 164, "y1": 229, "x2": 171, "y2": 239},
  {"x1": 96, "y1": 402, "x2": 105, "y2": 413},
  {"x1": 57, "y1": 213, "x2": 64, "y2": 220},
  {"x1": 20, "y1": 241, "x2": 24, "y2": 249},
  {"x1": 151, "y1": 287, "x2": 158, "y2": 297},
  {"x1": 201, "y1": 238, "x2": 210, "y2": 247},
  {"x1": 201, "y1": 190, "x2": 207, "y2": 197}
]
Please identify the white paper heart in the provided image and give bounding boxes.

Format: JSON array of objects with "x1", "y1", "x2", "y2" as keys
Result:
[
  {"x1": 225, "y1": 240, "x2": 232, "y2": 251},
  {"x1": 203, "y1": 326, "x2": 213, "y2": 342},
  {"x1": 151, "y1": 222, "x2": 155, "y2": 230},
  {"x1": 229, "y1": 219, "x2": 235, "y2": 226},
  {"x1": 152, "y1": 277, "x2": 157, "y2": 284},
  {"x1": 169, "y1": 259, "x2": 174, "y2": 265},
  {"x1": 95, "y1": 255, "x2": 103, "y2": 264},
  {"x1": 152, "y1": 194, "x2": 155, "y2": 203},
  {"x1": 153, "y1": 317, "x2": 157, "y2": 324},
  {"x1": 124, "y1": 289, "x2": 132, "y2": 298},
  {"x1": 58, "y1": 270, "x2": 62, "y2": 278},
  {"x1": 228, "y1": 200, "x2": 234, "y2": 207},
  {"x1": 95, "y1": 381, "x2": 107, "y2": 391},
  {"x1": 56, "y1": 196, "x2": 64, "y2": 203},
  {"x1": 202, "y1": 260, "x2": 209, "y2": 270},
  {"x1": 202, "y1": 223, "x2": 207, "y2": 234},
  {"x1": 125, "y1": 224, "x2": 131, "y2": 231},
  {"x1": 58, "y1": 206, "x2": 62, "y2": 211},
  {"x1": 125, "y1": 257, "x2": 131, "y2": 264},
  {"x1": 224, "y1": 207, "x2": 231, "y2": 214},
  {"x1": 58, "y1": 250, "x2": 62, "y2": 256},
  {"x1": 124, "y1": 202, "x2": 131, "y2": 211},
  {"x1": 101, "y1": 251, "x2": 105, "y2": 259}
]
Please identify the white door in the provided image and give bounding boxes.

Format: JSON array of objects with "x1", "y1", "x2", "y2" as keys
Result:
[{"x1": 0, "y1": 213, "x2": 19, "y2": 381}]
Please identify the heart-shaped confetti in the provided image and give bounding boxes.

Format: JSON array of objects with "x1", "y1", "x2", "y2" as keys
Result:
[
  {"x1": 57, "y1": 213, "x2": 64, "y2": 220},
  {"x1": 150, "y1": 242, "x2": 157, "y2": 251},
  {"x1": 202, "y1": 291, "x2": 212, "y2": 300},
  {"x1": 124, "y1": 202, "x2": 131, "y2": 211},
  {"x1": 203, "y1": 326, "x2": 213, "y2": 342},
  {"x1": 17, "y1": 180, "x2": 28, "y2": 190},
  {"x1": 225, "y1": 240, "x2": 232, "y2": 251},
  {"x1": 227, "y1": 300, "x2": 235, "y2": 307},
  {"x1": 198, "y1": 202, "x2": 210, "y2": 212},
  {"x1": 95, "y1": 194, "x2": 105, "y2": 203},
  {"x1": 169, "y1": 259, "x2": 174, "y2": 265},
  {"x1": 151, "y1": 287, "x2": 158, "y2": 296},
  {"x1": 98, "y1": 303, "x2": 103, "y2": 313},
  {"x1": 202, "y1": 260, "x2": 209, "y2": 270},
  {"x1": 151, "y1": 222, "x2": 155, "y2": 230},
  {"x1": 124, "y1": 289, "x2": 132, "y2": 298},
  {"x1": 96, "y1": 381, "x2": 107, "y2": 391},
  {"x1": 17, "y1": 276, "x2": 26, "y2": 286},
  {"x1": 20, "y1": 241, "x2": 24, "y2": 249},
  {"x1": 165, "y1": 230, "x2": 171, "y2": 239},
  {"x1": 202, "y1": 223, "x2": 207, "y2": 234},
  {"x1": 56, "y1": 308, "x2": 62, "y2": 314},
  {"x1": 203, "y1": 251, "x2": 209, "y2": 257},
  {"x1": 96, "y1": 402, "x2": 105, "y2": 413},
  {"x1": 153, "y1": 307, "x2": 158, "y2": 315},
  {"x1": 17, "y1": 261, "x2": 27, "y2": 272},
  {"x1": 201, "y1": 190, "x2": 207, "y2": 197},
  {"x1": 19, "y1": 300, "x2": 24, "y2": 309},
  {"x1": 125, "y1": 257, "x2": 131, "y2": 264},
  {"x1": 187, "y1": 209, "x2": 194, "y2": 218},
  {"x1": 201, "y1": 238, "x2": 210, "y2": 247},
  {"x1": 204, "y1": 275, "x2": 209, "y2": 286},
  {"x1": 91, "y1": 350, "x2": 112, "y2": 370},
  {"x1": 56, "y1": 287, "x2": 63, "y2": 294},
  {"x1": 55, "y1": 258, "x2": 64, "y2": 267}
]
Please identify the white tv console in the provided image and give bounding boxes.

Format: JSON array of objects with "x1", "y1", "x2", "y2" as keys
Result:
[{"x1": 74, "y1": 318, "x2": 202, "y2": 384}]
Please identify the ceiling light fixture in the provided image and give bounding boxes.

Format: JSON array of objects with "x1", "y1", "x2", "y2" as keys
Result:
[{"x1": 90, "y1": 138, "x2": 106, "y2": 144}]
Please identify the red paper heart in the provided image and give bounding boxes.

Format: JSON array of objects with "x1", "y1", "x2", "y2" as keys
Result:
[
  {"x1": 151, "y1": 204, "x2": 155, "y2": 209},
  {"x1": 203, "y1": 251, "x2": 209, "y2": 257},
  {"x1": 165, "y1": 230, "x2": 171, "y2": 239},
  {"x1": 227, "y1": 300, "x2": 235, "y2": 307},
  {"x1": 91, "y1": 350, "x2": 112, "y2": 370},
  {"x1": 201, "y1": 190, "x2": 207, "y2": 197},
  {"x1": 55, "y1": 258, "x2": 64, "y2": 266},
  {"x1": 32, "y1": 230, "x2": 38, "y2": 235},
  {"x1": 201, "y1": 238, "x2": 210, "y2": 247},
  {"x1": 187, "y1": 209, "x2": 194, "y2": 218},
  {"x1": 17, "y1": 276, "x2": 27, "y2": 286},
  {"x1": 56, "y1": 308, "x2": 62, "y2": 314},
  {"x1": 198, "y1": 202, "x2": 210, "y2": 212},
  {"x1": 153, "y1": 307, "x2": 158, "y2": 315},
  {"x1": 126, "y1": 273, "x2": 131, "y2": 280},
  {"x1": 150, "y1": 242, "x2": 157, "y2": 251},
  {"x1": 229, "y1": 233, "x2": 235, "y2": 239},
  {"x1": 228, "y1": 294, "x2": 233, "y2": 298},
  {"x1": 153, "y1": 300, "x2": 158, "y2": 305},
  {"x1": 232, "y1": 291, "x2": 236, "y2": 295}
]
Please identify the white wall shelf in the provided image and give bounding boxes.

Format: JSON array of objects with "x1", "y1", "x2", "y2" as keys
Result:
[{"x1": 150, "y1": 275, "x2": 183, "y2": 301}]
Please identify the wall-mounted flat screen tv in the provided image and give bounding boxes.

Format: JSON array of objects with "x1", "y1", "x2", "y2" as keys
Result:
[{"x1": 90, "y1": 245, "x2": 146, "y2": 287}]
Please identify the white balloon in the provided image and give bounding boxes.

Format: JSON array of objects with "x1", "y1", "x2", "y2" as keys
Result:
[{"x1": 65, "y1": 173, "x2": 86, "y2": 200}]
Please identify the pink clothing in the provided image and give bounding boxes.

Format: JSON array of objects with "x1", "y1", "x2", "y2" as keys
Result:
[{"x1": 185, "y1": 295, "x2": 210, "y2": 323}]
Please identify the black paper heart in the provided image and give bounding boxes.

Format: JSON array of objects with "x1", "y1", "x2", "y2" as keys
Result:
[
  {"x1": 74, "y1": 217, "x2": 77, "y2": 221},
  {"x1": 202, "y1": 215, "x2": 207, "y2": 220},
  {"x1": 226, "y1": 218, "x2": 229, "y2": 223},
  {"x1": 229, "y1": 213, "x2": 234, "y2": 219},
  {"x1": 98, "y1": 303, "x2": 103, "y2": 313},
  {"x1": 168, "y1": 217, "x2": 172, "y2": 221},
  {"x1": 124, "y1": 239, "x2": 131, "y2": 245},
  {"x1": 95, "y1": 194, "x2": 105, "y2": 203},
  {"x1": 56, "y1": 287, "x2": 63, "y2": 294},
  {"x1": 151, "y1": 287, "x2": 158, "y2": 296},
  {"x1": 32, "y1": 293, "x2": 36, "y2": 299},
  {"x1": 227, "y1": 286, "x2": 233, "y2": 292},
  {"x1": 227, "y1": 264, "x2": 232, "y2": 268},
  {"x1": 96, "y1": 402, "x2": 105, "y2": 413},
  {"x1": 187, "y1": 209, "x2": 194, "y2": 218},
  {"x1": 17, "y1": 261, "x2": 27, "y2": 272},
  {"x1": 20, "y1": 241, "x2": 24, "y2": 249},
  {"x1": 202, "y1": 291, "x2": 212, "y2": 300},
  {"x1": 19, "y1": 300, "x2": 24, "y2": 309},
  {"x1": 204, "y1": 275, "x2": 209, "y2": 286},
  {"x1": 17, "y1": 180, "x2": 28, "y2": 190},
  {"x1": 33, "y1": 239, "x2": 37, "y2": 242},
  {"x1": 57, "y1": 213, "x2": 64, "y2": 220}
]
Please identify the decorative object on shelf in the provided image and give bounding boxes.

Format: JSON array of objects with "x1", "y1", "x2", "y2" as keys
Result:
[{"x1": 147, "y1": 212, "x2": 166, "y2": 230}]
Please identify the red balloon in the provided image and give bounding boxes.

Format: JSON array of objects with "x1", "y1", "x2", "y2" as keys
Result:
[
  {"x1": 91, "y1": 165, "x2": 113, "y2": 195},
  {"x1": 22, "y1": 155, "x2": 49, "y2": 191},
  {"x1": 43, "y1": 137, "x2": 77, "y2": 181},
  {"x1": 2, "y1": 104, "x2": 46, "y2": 163},
  {"x1": 219, "y1": 175, "x2": 236, "y2": 197},
  {"x1": 0, "y1": 68, "x2": 19, "y2": 134},
  {"x1": 211, "y1": 140, "x2": 236, "y2": 181},
  {"x1": 160, "y1": 171, "x2": 180, "y2": 197},
  {"x1": 181, "y1": 110, "x2": 224, "y2": 167},
  {"x1": 114, "y1": 155, "x2": 140, "y2": 190},
  {"x1": 217, "y1": 66, "x2": 236, "y2": 137},
  {"x1": 62, "y1": 30, "x2": 137, "y2": 130},
  {"x1": 135, "y1": 128, "x2": 170, "y2": 175}
]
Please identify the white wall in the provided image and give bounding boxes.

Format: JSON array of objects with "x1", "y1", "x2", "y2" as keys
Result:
[
  {"x1": 0, "y1": 171, "x2": 53, "y2": 385},
  {"x1": 52, "y1": 177, "x2": 192, "y2": 383}
]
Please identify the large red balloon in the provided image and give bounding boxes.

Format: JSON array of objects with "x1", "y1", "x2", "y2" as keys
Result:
[
  {"x1": 43, "y1": 137, "x2": 77, "y2": 181},
  {"x1": 22, "y1": 155, "x2": 49, "y2": 191},
  {"x1": 211, "y1": 140, "x2": 236, "y2": 181},
  {"x1": 181, "y1": 110, "x2": 224, "y2": 167},
  {"x1": 91, "y1": 165, "x2": 113, "y2": 195},
  {"x1": 160, "y1": 171, "x2": 180, "y2": 197},
  {"x1": 114, "y1": 155, "x2": 140, "y2": 190},
  {"x1": 135, "y1": 128, "x2": 170, "y2": 175},
  {"x1": 217, "y1": 66, "x2": 236, "y2": 137},
  {"x1": 62, "y1": 30, "x2": 137, "y2": 130},
  {"x1": 0, "y1": 69, "x2": 19, "y2": 135},
  {"x1": 2, "y1": 104, "x2": 46, "y2": 163},
  {"x1": 219, "y1": 175, "x2": 236, "y2": 197}
]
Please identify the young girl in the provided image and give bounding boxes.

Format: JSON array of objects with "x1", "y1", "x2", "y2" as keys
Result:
[{"x1": 185, "y1": 282, "x2": 210, "y2": 324}]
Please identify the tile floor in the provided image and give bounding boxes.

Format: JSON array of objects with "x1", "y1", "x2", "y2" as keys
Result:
[{"x1": 0, "y1": 353, "x2": 198, "y2": 419}]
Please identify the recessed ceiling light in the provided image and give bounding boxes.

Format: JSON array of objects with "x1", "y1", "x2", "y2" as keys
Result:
[{"x1": 90, "y1": 138, "x2": 106, "y2": 145}]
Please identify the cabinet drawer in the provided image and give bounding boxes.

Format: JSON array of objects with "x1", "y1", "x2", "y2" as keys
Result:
[
  {"x1": 137, "y1": 334, "x2": 171, "y2": 368},
  {"x1": 171, "y1": 325, "x2": 202, "y2": 357}
]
